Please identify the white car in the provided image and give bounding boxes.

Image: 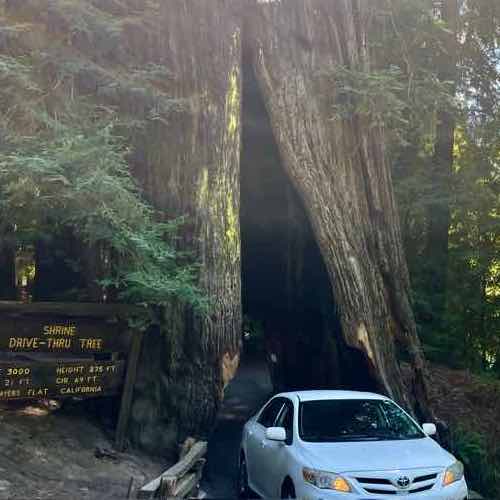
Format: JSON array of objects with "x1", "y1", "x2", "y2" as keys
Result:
[{"x1": 238, "y1": 390, "x2": 468, "y2": 499}]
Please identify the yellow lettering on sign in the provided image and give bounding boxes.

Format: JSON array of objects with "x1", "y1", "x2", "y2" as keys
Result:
[
  {"x1": 27, "y1": 388, "x2": 48, "y2": 397},
  {"x1": 47, "y1": 338, "x2": 72, "y2": 349},
  {"x1": 8, "y1": 337, "x2": 40, "y2": 350},
  {"x1": 56, "y1": 366, "x2": 84, "y2": 375},
  {"x1": 0, "y1": 389, "x2": 21, "y2": 399},
  {"x1": 79, "y1": 338, "x2": 103, "y2": 350},
  {"x1": 60, "y1": 386, "x2": 103, "y2": 395},
  {"x1": 43, "y1": 325, "x2": 77, "y2": 336},
  {"x1": 7, "y1": 367, "x2": 31, "y2": 376}
]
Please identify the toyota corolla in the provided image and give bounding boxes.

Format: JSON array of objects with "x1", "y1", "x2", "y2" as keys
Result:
[{"x1": 238, "y1": 390, "x2": 468, "y2": 499}]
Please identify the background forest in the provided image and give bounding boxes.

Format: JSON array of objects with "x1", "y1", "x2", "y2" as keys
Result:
[
  {"x1": 330, "y1": 0, "x2": 499, "y2": 378},
  {"x1": 361, "y1": 0, "x2": 499, "y2": 494}
]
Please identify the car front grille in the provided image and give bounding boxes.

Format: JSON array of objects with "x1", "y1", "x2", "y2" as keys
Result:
[{"x1": 354, "y1": 472, "x2": 438, "y2": 495}]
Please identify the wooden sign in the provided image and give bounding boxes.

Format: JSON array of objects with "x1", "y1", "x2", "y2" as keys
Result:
[
  {"x1": 0, "y1": 302, "x2": 142, "y2": 448},
  {"x1": 0, "y1": 316, "x2": 125, "y2": 354},
  {"x1": 0, "y1": 360, "x2": 125, "y2": 400}
]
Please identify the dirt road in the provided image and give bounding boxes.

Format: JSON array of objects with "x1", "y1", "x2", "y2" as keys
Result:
[{"x1": 202, "y1": 356, "x2": 272, "y2": 498}]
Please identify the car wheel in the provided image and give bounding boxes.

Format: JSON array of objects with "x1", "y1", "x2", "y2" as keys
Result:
[
  {"x1": 237, "y1": 454, "x2": 250, "y2": 498},
  {"x1": 281, "y1": 480, "x2": 296, "y2": 499}
]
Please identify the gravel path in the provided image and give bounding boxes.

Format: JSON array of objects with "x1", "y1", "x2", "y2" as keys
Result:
[{"x1": 202, "y1": 356, "x2": 272, "y2": 498}]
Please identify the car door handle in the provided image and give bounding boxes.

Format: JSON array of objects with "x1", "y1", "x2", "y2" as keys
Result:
[{"x1": 260, "y1": 440, "x2": 266, "y2": 448}]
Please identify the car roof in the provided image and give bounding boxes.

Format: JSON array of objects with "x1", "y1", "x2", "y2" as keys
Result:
[{"x1": 275, "y1": 390, "x2": 390, "y2": 402}]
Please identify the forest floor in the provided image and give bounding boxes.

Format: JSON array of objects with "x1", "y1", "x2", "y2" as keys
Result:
[
  {"x1": 423, "y1": 363, "x2": 500, "y2": 441},
  {"x1": 0, "y1": 399, "x2": 165, "y2": 500}
]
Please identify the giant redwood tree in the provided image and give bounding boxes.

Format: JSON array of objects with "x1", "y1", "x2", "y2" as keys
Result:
[
  {"x1": 0, "y1": 0, "x2": 433, "y2": 456},
  {"x1": 245, "y1": 0, "x2": 431, "y2": 417}
]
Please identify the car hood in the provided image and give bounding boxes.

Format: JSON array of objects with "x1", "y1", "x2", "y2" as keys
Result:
[{"x1": 298, "y1": 437, "x2": 454, "y2": 473}]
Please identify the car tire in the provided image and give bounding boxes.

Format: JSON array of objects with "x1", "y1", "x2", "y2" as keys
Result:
[
  {"x1": 281, "y1": 480, "x2": 296, "y2": 499},
  {"x1": 237, "y1": 454, "x2": 250, "y2": 498}
]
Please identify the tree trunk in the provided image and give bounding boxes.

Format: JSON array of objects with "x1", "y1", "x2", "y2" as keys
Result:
[
  {"x1": 0, "y1": 232, "x2": 16, "y2": 300},
  {"x1": 246, "y1": 0, "x2": 431, "y2": 418},
  {"x1": 424, "y1": 0, "x2": 458, "y2": 327},
  {"x1": 127, "y1": 0, "x2": 243, "y2": 455}
]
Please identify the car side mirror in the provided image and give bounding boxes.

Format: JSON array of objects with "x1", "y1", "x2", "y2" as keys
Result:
[
  {"x1": 422, "y1": 423, "x2": 437, "y2": 436},
  {"x1": 266, "y1": 427, "x2": 287, "y2": 442}
]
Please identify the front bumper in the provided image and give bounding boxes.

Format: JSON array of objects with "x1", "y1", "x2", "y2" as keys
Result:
[{"x1": 296, "y1": 477, "x2": 468, "y2": 500}]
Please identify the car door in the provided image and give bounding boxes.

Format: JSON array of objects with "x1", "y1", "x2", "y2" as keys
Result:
[
  {"x1": 246, "y1": 397, "x2": 286, "y2": 495},
  {"x1": 258, "y1": 398, "x2": 295, "y2": 498}
]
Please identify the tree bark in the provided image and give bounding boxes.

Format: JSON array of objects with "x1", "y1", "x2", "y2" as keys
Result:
[
  {"x1": 424, "y1": 0, "x2": 458, "y2": 327},
  {"x1": 127, "y1": 0, "x2": 243, "y2": 454},
  {"x1": 247, "y1": 0, "x2": 431, "y2": 418},
  {"x1": 0, "y1": 232, "x2": 16, "y2": 300}
]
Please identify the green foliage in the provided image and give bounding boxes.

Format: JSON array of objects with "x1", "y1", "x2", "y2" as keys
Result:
[
  {"x1": 452, "y1": 426, "x2": 500, "y2": 497},
  {"x1": 329, "y1": 63, "x2": 454, "y2": 150},
  {"x1": 0, "y1": 55, "x2": 40, "y2": 93},
  {"x1": 0, "y1": 54, "x2": 207, "y2": 313},
  {"x1": 325, "y1": 7, "x2": 499, "y2": 495},
  {"x1": 333, "y1": 0, "x2": 500, "y2": 376},
  {"x1": 445, "y1": 121, "x2": 500, "y2": 372},
  {"x1": 329, "y1": 65, "x2": 409, "y2": 132},
  {"x1": 0, "y1": 115, "x2": 207, "y2": 310},
  {"x1": 131, "y1": 63, "x2": 174, "y2": 84}
]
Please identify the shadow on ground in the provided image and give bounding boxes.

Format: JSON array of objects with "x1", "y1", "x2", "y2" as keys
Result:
[{"x1": 202, "y1": 354, "x2": 272, "y2": 498}]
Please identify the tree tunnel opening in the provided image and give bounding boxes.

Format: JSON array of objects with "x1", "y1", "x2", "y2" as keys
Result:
[{"x1": 239, "y1": 57, "x2": 377, "y2": 394}]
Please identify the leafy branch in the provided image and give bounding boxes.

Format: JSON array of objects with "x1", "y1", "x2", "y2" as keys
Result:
[{"x1": 0, "y1": 80, "x2": 208, "y2": 313}]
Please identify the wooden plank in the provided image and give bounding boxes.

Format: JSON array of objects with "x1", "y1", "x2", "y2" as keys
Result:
[
  {"x1": 115, "y1": 330, "x2": 143, "y2": 451},
  {"x1": 169, "y1": 460, "x2": 204, "y2": 499},
  {"x1": 185, "y1": 458, "x2": 205, "y2": 499},
  {"x1": 168, "y1": 472, "x2": 197, "y2": 499},
  {"x1": 137, "y1": 444, "x2": 207, "y2": 499},
  {"x1": 0, "y1": 359, "x2": 125, "y2": 400},
  {"x1": 139, "y1": 466, "x2": 204, "y2": 500},
  {"x1": 164, "y1": 442, "x2": 207, "y2": 484},
  {"x1": 0, "y1": 316, "x2": 130, "y2": 354},
  {"x1": 0, "y1": 301, "x2": 143, "y2": 318},
  {"x1": 137, "y1": 474, "x2": 162, "y2": 499}
]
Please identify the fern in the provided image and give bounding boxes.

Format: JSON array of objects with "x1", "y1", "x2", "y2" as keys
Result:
[{"x1": 0, "y1": 96, "x2": 208, "y2": 314}]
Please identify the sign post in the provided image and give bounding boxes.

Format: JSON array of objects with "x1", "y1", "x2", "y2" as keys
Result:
[{"x1": 115, "y1": 330, "x2": 143, "y2": 451}]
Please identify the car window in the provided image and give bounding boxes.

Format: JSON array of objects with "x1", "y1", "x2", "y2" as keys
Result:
[
  {"x1": 299, "y1": 399, "x2": 425, "y2": 442},
  {"x1": 275, "y1": 400, "x2": 294, "y2": 444},
  {"x1": 257, "y1": 397, "x2": 285, "y2": 428}
]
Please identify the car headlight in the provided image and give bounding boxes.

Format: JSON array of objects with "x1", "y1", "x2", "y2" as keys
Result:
[
  {"x1": 443, "y1": 461, "x2": 464, "y2": 486},
  {"x1": 303, "y1": 467, "x2": 352, "y2": 492}
]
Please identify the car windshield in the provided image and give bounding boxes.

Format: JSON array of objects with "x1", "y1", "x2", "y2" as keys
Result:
[{"x1": 299, "y1": 399, "x2": 425, "y2": 442}]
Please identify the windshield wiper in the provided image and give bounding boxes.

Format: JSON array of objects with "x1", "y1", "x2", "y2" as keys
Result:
[{"x1": 310, "y1": 434, "x2": 387, "y2": 442}]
